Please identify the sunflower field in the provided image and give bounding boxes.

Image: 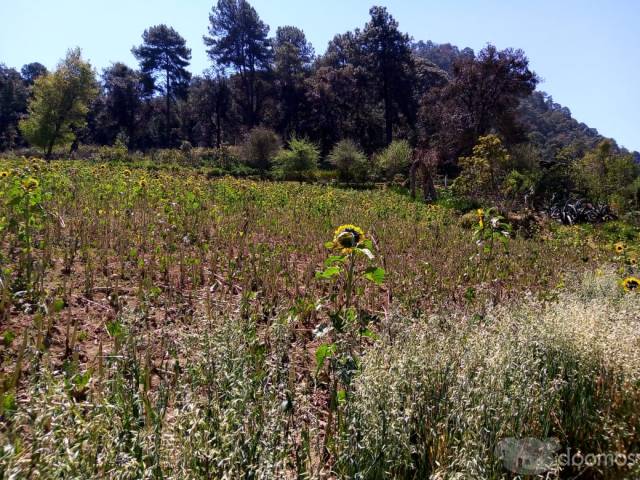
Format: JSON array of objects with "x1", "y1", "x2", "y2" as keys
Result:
[{"x1": 0, "y1": 158, "x2": 639, "y2": 479}]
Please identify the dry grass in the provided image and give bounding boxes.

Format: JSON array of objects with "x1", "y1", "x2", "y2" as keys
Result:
[{"x1": 0, "y1": 159, "x2": 638, "y2": 478}]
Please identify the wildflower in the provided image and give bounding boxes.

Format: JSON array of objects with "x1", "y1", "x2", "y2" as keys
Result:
[
  {"x1": 332, "y1": 224, "x2": 365, "y2": 254},
  {"x1": 138, "y1": 178, "x2": 148, "y2": 188},
  {"x1": 622, "y1": 276, "x2": 640, "y2": 292},
  {"x1": 630, "y1": 256, "x2": 638, "y2": 267},
  {"x1": 98, "y1": 209, "x2": 106, "y2": 216},
  {"x1": 21, "y1": 177, "x2": 39, "y2": 192},
  {"x1": 614, "y1": 242, "x2": 625, "y2": 254},
  {"x1": 123, "y1": 169, "x2": 131, "y2": 177},
  {"x1": 0, "y1": 171, "x2": 9, "y2": 179},
  {"x1": 477, "y1": 209, "x2": 484, "y2": 229}
]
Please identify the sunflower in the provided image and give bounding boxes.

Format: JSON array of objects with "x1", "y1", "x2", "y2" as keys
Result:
[
  {"x1": 123, "y1": 169, "x2": 131, "y2": 177},
  {"x1": 332, "y1": 224, "x2": 366, "y2": 254},
  {"x1": 0, "y1": 171, "x2": 9, "y2": 179},
  {"x1": 622, "y1": 276, "x2": 640, "y2": 292},
  {"x1": 138, "y1": 178, "x2": 148, "y2": 188},
  {"x1": 614, "y1": 242, "x2": 625, "y2": 254},
  {"x1": 629, "y1": 256, "x2": 638, "y2": 267},
  {"x1": 21, "y1": 177, "x2": 39, "y2": 192},
  {"x1": 476, "y1": 209, "x2": 484, "y2": 229}
]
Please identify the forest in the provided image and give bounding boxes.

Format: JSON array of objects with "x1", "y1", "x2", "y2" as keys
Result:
[
  {"x1": 1, "y1": 2, "x2": 638, "y2": 216},
  {"x1": 1, "y1": 1, "x2": 640, "y2": 479}
]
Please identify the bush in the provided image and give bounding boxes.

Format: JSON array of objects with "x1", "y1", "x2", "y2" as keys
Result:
[
  {"x1": 376, "y1": 139, "x2": 412, "y2": 180},
  {"x1": 240, "y1": 127, "x2": 281, "y2": 172},
  {"x1": 272, "y1": 137, "x2": 319, "y2": 181},
  {"x1": 327, "y1": 139, "x2": 370, "y2": 183},
  {"x1": 571, "y1": 140, "x2": 639, "y2": 213}
]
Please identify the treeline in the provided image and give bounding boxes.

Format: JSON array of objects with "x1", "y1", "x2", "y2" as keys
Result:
[{"x1": 0, "y1": 0, "x2": 638, "y2": 214}]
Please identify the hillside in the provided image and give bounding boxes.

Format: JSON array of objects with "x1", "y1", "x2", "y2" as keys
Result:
[{"x1": 413, "y1": 40, "x2": 637, "y2": 162}]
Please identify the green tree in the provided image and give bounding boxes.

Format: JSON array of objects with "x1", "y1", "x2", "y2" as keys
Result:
[
  {"x1": 188, "y1": 73, "x2": 233, "y2": 148},
  {"x1": 453, "y1": 134, "x2": 511, "y2": 200},
  {"x1": 19, "y1": 48, "x2": 98, "y2": 158},
  {"x1": 273, "y1": 26, "x2": 314, "y2": 138},
  {"x1": 361, "y1": 6, "x2": 416, "y2": 145},
  {"x1": 572, "y1": 140, "x2": 639, "y2": 211},
  {"x1": 0, "y1": 65, "x2": 28, "y2": 150},
  {"x1": 204, "y1": 0, "x2": 272, "y2": 127},
  {"x1": 132, "y1": 24, "x2": 192, "y2": 146},
  {"x1": 101, "y1": 62, "x2": 144, "y2": 146},
  {"x1": 20, "y1": 62, "x2": 48, "y2": 86}
]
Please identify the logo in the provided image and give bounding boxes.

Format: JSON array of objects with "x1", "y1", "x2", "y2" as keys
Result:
[{"x1": 496, "y1": 437, "x2": 561, "y2": 475}]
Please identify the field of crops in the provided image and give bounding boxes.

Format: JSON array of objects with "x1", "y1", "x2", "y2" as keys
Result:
[{"x1": 1, "y1": 158, "x2": 639, "y2": 478}]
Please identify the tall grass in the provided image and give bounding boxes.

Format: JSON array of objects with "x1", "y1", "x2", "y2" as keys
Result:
[{"x1": 1, "y1": 273, "x2": 638, "y2": 478}]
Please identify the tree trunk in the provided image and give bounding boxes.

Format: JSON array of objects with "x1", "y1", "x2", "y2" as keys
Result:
[
  {"x1": 165, "y1": 68, "x2": 171, "y2": 147},
  {"x1": 383, "y1": 75, "x2": 392, "y2": 145},
  {"x1": 215, "y1": 109, "x2": 222, "y2": 149}
]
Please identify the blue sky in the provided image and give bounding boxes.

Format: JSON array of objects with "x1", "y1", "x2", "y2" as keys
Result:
[{"x1": 1, "y1": 0, "x2": 638, "y2": 151}]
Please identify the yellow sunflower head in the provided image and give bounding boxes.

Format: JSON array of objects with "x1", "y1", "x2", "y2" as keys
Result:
[
  {"x1": 123, "y1": 169, "x2": 131, "y2": 177},
  {"x1": 0, "y1": 171, "x2": 9, "y2": 179},
  {"x1": 615, "y1": 242, "x2": 625, "y2": 254},
  {"x1": 622, "y1": 276, "x2": 640, "y2": 292},
  {"x1": 629, "y1": 256, "x2": 638, "y2": 267},
  {"x1": 332, "y1": 224, "x2": 366, "y2": 253},
  {"x1": 21, "y1": 177, "x2": 39, "y2": 192},
  {"x1": 138, "y1": 178, "x2": 148, "y2": 188}
]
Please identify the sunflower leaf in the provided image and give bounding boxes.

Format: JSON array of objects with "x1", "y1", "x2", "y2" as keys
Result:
[
  {"x1": 315, "y1": 266, "x2": 341, "y2": 279},
  {"x1": 364, "y1": 266, "x2": 385, "y2": 285},
  {"x1": 315, "y1": 343, "x2": 336, "y2": 375},
  {"x1": 324, "y1": 255, "x2": 345, "y2": 267}
]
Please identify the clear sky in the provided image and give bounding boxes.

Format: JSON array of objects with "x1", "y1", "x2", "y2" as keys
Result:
[{"x1": 1, "y1": 0, "x2": 638, "y2": 151}]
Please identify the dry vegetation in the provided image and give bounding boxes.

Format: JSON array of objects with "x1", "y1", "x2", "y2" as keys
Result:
[{"x1": 0, "y1": 158, "x2": 639, "y2": 479}]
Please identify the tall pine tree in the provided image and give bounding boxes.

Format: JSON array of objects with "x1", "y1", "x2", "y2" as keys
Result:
[{"x1": 132, "y1": 25, "x2": 191, "y2": 146}]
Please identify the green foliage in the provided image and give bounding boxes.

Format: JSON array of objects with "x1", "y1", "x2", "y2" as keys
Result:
[
  {"x1": 571, "y1": 140, "x2": 639, "y2": 213},
  {"x1": 19, "y1": 49, "x2": 98, "y2": 157},
  {"x1": 240, "y1": 127, "x2": 281, "y2": 172},
  {"x1": 327, "y1": 139, "x2": 370, "y2": 182},
  {"x1": 0, "y1": 65, "x2": 28, "y2": 150},
  {"x1": 376, "y1": 139, "x2": 411, "y2": 180},
  {"x1": 131, "y1": 24, "x2": 192, "y2": 99},
  {"x1": 272, "y1": 137, "x2": 319, "y2": 180},
  {"x1": 453, "y1": 134, "x2": 511, "y2": 199}
]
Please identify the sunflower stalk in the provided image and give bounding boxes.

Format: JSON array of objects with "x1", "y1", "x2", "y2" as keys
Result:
[{"x1": 315, "y1": 224, "x2": 386, "y2": 457}]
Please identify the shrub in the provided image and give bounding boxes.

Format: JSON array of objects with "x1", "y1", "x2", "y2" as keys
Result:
[
  {"x1": 327, "y1": 139, "x2": 370, "y2": 183},
  {"x1": 453, "y1": 134, "x2": 511, "y2": 200},
  {"x1": 240, "y1": 127, "x2": 281, "y2": 172},
  {"x1": 571, "y1": 140, "x2": 639, "y2": 213},
  {"x1": 92, "y1": 136, "x2": 129, "y2": 162},
  {"x1": 272, "y1": 137, "x2": 319, "y2": 181},
  {"x1": 377, "y1": 139, "x2": 411, "y2": 180}
]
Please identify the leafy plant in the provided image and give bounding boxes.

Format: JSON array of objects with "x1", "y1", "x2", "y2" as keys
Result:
[
  {"x1": 327, "y1": 139, "x2": 370, "y2": 183},
  {"x1": 272, "y1": 137, "x2": 319, "y2": 181}
]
